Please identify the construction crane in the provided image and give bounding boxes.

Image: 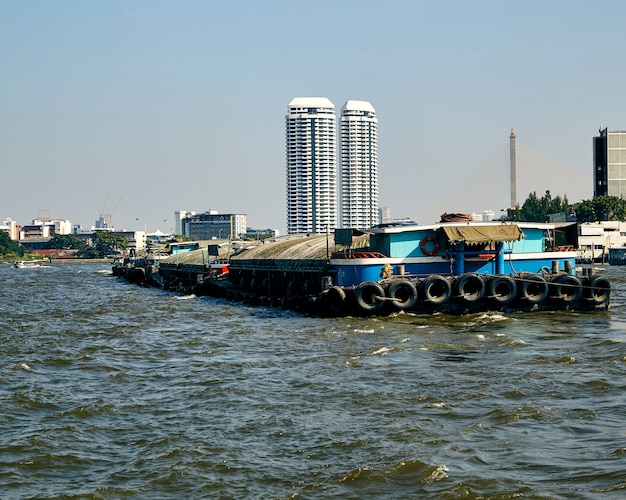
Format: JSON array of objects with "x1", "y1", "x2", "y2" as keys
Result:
[{"x1": 97, "y1": 195, "x2": 124, "y2": 229}]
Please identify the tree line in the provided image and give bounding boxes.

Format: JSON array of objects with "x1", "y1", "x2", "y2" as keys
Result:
[
  {"x1": 0, "y1": 231, "x2": 128, "y2": 260},
  {"x1": 511, "y1": 191, "x2": 626, "y2": 223}
]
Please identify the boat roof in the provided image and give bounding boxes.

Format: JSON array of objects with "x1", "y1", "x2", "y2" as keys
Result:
[
  {"x1": 366, "y1": 221, "x2": 566, "y2": 244},
  {"x1": 368, "y1": 220, "x2": 557, "y2": 234}
]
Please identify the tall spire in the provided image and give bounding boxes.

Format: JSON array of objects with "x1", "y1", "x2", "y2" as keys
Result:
[{"x1": 509, "y1": 126, "x2": 517, "y2": 210}]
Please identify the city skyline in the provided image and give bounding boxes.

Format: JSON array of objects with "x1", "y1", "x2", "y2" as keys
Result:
[{"x1": 2, "y1": 2, "x2": 625, "y2": 233}]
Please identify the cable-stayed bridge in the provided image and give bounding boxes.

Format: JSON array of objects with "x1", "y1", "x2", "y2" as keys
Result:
[{"x1": 420, "y1": 142, "x2": 592, "y2": 223}]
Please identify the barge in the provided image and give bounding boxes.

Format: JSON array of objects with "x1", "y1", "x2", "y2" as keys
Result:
[{"x1": 114, "y1": 218, "x2": 611, "y2": 317}]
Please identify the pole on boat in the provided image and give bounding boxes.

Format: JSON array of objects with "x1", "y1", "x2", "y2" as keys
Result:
[
  {"x1": 326, "y1": 225, "x2": 330, "y2": 261},
  {"x1": 452, "y1": 242, "x2": 465, "y2": 275},
  {"x1": 496, "y1": 242, "x2": 504, "y2": 274}
]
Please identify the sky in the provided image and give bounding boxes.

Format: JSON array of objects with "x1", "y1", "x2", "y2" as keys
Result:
[{"x1": 2, "y1": 1, "x2": 626, "y2": 234}]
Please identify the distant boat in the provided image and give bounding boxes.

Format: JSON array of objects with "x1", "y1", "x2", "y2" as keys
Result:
[{"x1": 13, "y1": 260, "x2": 44, "y2": 269}]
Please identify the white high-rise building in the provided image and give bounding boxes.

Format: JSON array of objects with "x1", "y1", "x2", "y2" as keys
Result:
[
  {"x1": 174, "y1": 210, "x2": 196, "y2": 236},
  {"x1": 339, "y1": 100, "x2": 378, "y2": 229},
  {"x1": 286, "y1": 97, "x2": 337, "y2": 234}
]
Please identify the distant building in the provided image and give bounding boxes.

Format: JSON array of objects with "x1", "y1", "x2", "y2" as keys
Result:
[
  {"x1": 19, "y1": 216, "x2": 63, "y2": 250},
  {"x1": 174, "y1": 210, "x2": 197, "y2": 235},
  {"x1": 95, "y1": 215, "x2": 112, "y2": 229},
  {"x1": 116, "y1": 230, "x2": 146, "y2": 252},
  {"x1": 51, "y1": 219, "x2": 72, "y2": 235},
  {"x1": 182, "y1": 212, "x2": 247, "y2": 240},
  {"x1": 73, "y1": 226, "x2": 146, "y2": 253},
  {"x1": 20, "y1": 224, "x2": 54, "y2": 240},
  {"x1": 146, "y1": 230, "x2": 171, "y2": 244},
  {"x1": 1, "y1": 218, "x2": 20, "y2": 241},
  {"x1": 286, "y1": 97, "x2": 337, "y2": 234},
  {"x1": 20, "y1": 218, "x2": 72, "y2": 240},
  {"x1": 246, "y1": 228, "x2": 280, "y2": 239},
  {"x1": 379, "y1": 206, "x2": 391, "y2": 225},
  {"x1": 594, "y1": 128, "x2": 626, "y2": 198},
  {"x1": 578, "y1": 221, "x2": 626, "y2": 262},
  {"x1": 339, "y1": 100, "x2": 378, "y2": 229}
]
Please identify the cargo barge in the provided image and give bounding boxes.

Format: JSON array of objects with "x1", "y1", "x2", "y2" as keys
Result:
[{"x1": 114, "y1": 219, "x2": 610, "y2": 317}]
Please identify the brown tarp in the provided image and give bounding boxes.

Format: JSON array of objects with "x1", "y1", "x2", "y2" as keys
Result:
[{"x1": 439, "y1": 224, "x2": 525, "y2": 244}]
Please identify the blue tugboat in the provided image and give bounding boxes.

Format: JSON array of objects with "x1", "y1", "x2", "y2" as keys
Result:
[
  {"x1": 331, "y1": 220, "x2": 566, "y2": 285},
  {"x1": 222, "y1": 217, "x2": 610, "y2": 316}
]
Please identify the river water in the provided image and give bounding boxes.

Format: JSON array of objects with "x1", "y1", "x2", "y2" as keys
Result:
[{"x1": 1, "y1": 261, "x2": 626, "y2": 499}]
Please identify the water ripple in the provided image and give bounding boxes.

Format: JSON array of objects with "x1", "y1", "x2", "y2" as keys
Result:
[{"x1": 1, "y1": 263, "x2": 626, "y2": 498}]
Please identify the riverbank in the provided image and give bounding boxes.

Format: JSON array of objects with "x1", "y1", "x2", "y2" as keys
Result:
[{"x1": 1, "y1": 258, "x2": 113, "y2": 265}]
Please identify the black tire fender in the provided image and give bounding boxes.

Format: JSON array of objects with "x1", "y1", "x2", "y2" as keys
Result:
[
  {"x1": 354, "y1": 281, "x2": 385, "y2": 312},
  {"x1": 583, "y1": 275, "x2": 611, "y2": 305},
  {"x1": 487, "y1": 275, "x2": 517, "y2": 305},
  {"x1": 551, "y1": 274, "x2": 583, "y2": 304},
  {"x1": 387, "y1": 280, "x2": 418, "y2": 310},
  {"x1": 420, "y1": 274, "x2": 451, "y2": 305},
  {"x1": 454, "y1": 273, "x2": 485, "y2": 303},
  {"x1": 518, "y1": 274, "x2": 549, "y2": 304}
]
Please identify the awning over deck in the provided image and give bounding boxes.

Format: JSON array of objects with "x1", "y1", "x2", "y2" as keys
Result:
[{"x1": 439, "y1": 224, "x2": 525, "y2": 245}]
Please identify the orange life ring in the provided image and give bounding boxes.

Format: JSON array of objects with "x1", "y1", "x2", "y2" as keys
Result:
[{"x1": 420, "y1": 236, "x2": 440, "y2": 256}]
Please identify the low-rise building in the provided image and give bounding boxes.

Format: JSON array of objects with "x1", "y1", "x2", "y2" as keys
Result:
[
  {"x1": 20, "y1": 218, "x2": 72, "y2": 240},
  {"x1": 182, "y1": 211, "x2": 247, "y2": 240},
  {"x1": 577, "y1": 221, "x2": 626, "y2": 262},
  {"x1": 116, "y1": 230, "x2": 146, "y2": 253}
]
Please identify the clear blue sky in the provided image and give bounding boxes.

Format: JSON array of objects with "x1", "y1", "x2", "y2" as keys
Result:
[{"x1": 2, "y1": 1, "x2": 625, "y2": 233}]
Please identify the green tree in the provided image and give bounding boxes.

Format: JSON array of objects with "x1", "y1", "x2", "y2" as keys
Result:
[
  {"x1": 77, "y1": 231, "x2": 129, "y2": 259},
  {"x1": 517, "y1": 190, "x2": 572, "y2": 222},
  {"x1": 574, "y1": 199, "x2": 596, "y2": 222},
  {"x1": 0, "y1": 231, "x2": 24, "y2": 258},
  {"x1": 573, "y1": 195, "x2": 626, "y2": 222},
  {"x1": 76, "y1": 245, "x2": 101, "y2": 259},
  {"x1": 47, "y1": 234, "x2": 84, "y2": 250},
  {"x1": 548, "y1": 193, "x2": 570, "y2": 214},
  {"x1": 519, "y1": 191, "x2": 544, "y2": 221}
]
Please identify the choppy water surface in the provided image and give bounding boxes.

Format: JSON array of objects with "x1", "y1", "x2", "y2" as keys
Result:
[{"x1": 2, "y1": 262, "x2": 626, "y2": 499}]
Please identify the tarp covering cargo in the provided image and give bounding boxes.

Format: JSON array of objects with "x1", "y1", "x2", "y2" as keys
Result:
[{"x1": 439, "y1": 224, "x2": 525, "y2": 245}]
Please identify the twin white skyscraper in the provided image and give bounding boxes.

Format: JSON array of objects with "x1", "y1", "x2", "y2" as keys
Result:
[{"x1": 286, "y1": 97, "x2": 379, "y2": 234}]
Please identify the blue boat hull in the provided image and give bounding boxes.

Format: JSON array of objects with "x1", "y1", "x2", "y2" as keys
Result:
[{"x1": 330, "y1": 254, "x2": 578, "y2": 288}]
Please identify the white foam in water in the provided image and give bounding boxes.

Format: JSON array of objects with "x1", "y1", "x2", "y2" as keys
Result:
[
  {"x1": 478, "y1": 312, "x2": 508, "y2": 322},
  {"x1": 370, "y1": 347, "x2": 390, "y2": 356},
  {"x1": 429, "y1": 464, "x2": 449, "y2": 482},
  {"x1": 174, "y1": 294, "x2": 196, "y2": 300}
]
